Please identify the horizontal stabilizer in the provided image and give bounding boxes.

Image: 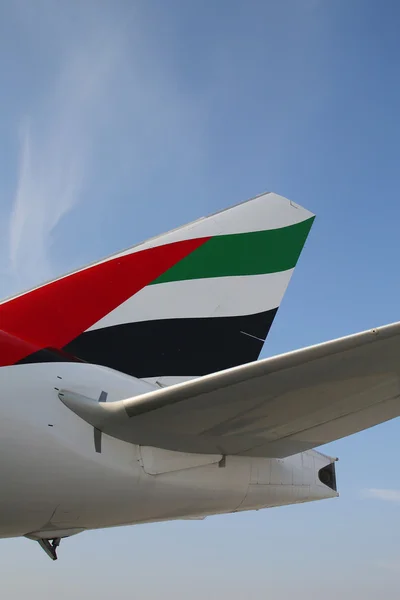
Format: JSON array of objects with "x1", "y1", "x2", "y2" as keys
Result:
[{"x1": 59, "y1": 321, "x2": 400, "y2": 458}]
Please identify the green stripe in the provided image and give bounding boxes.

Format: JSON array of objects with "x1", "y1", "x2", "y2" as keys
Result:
[{"x1": 152, "y1": 217, "x2": 314, "y2": 284}]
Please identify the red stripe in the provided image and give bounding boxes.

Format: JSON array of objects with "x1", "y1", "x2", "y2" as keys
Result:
[{"x1": 0, "y1": 237, "x2": 209, "y2": 366}]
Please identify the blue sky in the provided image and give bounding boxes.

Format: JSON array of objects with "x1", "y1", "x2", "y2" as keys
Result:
[{"x1": 1, "y1": 0, "x2": 400, "y2": 597}]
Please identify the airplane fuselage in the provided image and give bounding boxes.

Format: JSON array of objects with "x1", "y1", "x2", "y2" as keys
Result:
[{"x1": 0, "y1": 362, "x2": 337, "y2": 541}]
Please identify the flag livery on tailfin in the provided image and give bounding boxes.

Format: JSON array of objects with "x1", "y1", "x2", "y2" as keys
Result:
[{"x1": 0, "y1": 192, "x2": 314, "y2": 381}]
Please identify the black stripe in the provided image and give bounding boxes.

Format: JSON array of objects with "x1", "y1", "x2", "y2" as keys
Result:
[
  {"x1": 63, "y1": 310, "x2": 278, "y2": 378},
  {"x1": 16, "y1": 347, "x2": 85, "y2": 365}
]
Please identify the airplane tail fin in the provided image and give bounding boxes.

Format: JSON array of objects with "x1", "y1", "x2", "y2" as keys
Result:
[{"x1": 0, "y1": 192, "x2": 314, "y2": 380}]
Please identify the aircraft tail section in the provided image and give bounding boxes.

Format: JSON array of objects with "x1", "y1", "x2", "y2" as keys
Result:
[{"x1": 0, "y1": 192, "x2": 314, "y2": 379}]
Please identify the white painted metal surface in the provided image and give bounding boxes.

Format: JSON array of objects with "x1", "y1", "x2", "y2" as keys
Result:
[
  {"x1": 59, "y1": 322, "x2": 400, "y2": 458},
  {"x1": 0, "y1": 362, "x2": 337, "y2": 541}
]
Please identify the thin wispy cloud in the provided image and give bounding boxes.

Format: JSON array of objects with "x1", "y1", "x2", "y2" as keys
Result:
[
  {"x1": 9, "y1": 19, "x2": 123, "y2": 288},
  {"x1": 364, "y1": 488, "x2": 400, "y2": 502},
  {"x1": 7, "y1": 4, "x2": 209, "y2": 293}
]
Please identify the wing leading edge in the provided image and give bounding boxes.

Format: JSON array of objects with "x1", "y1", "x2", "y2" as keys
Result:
[{"x1": 60, "y1": 321, "x2": 400, "y2": 458}]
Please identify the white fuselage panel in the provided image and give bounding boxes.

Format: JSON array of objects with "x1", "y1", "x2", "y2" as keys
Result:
[{"x1": 0, "y1": 363, "x2": 337, "y2": 539}]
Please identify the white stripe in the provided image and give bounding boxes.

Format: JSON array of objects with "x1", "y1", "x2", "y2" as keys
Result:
[{"x1": 88, "y1": 270, "x2": 294, "y2": 331}]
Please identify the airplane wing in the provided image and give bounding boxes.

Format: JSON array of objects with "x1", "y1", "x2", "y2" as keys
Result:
[{"x1": 60, "y1": 321, "x2": 400, "y2": 458}]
